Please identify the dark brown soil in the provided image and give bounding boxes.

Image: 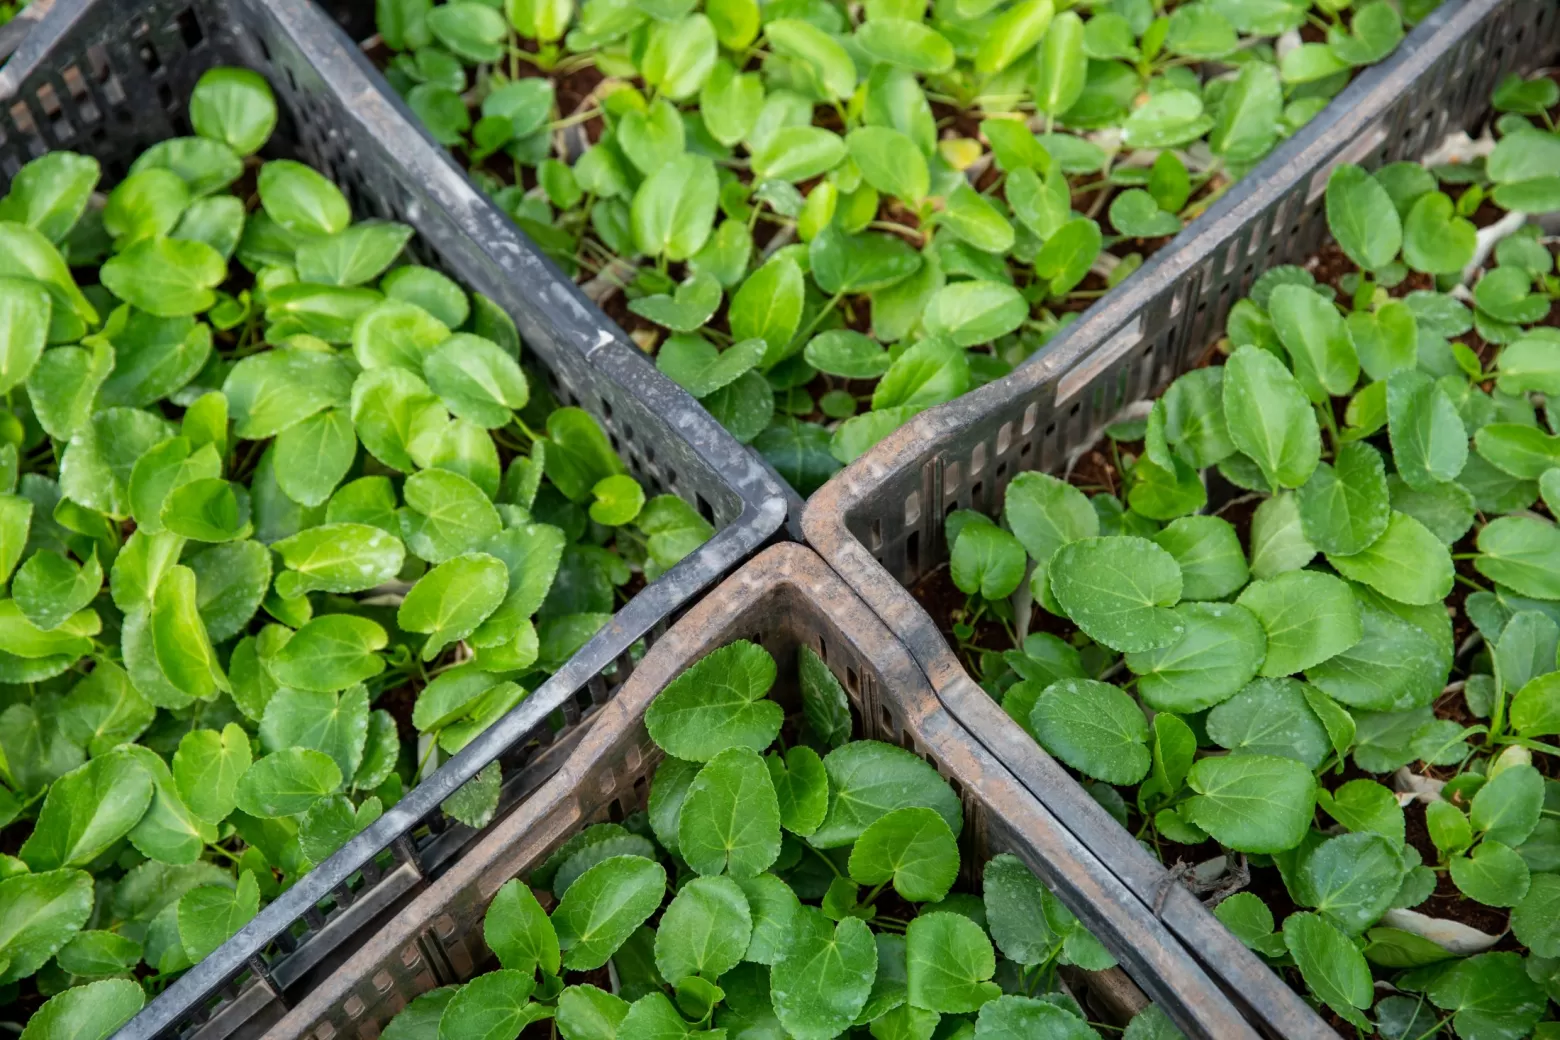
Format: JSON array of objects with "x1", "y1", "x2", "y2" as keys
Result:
[
  {"x1": 1069, "y1": 442, "x2": 1128, "y2": 497},
  {"x1": 912, "y1": 564, "x2": 1014, "y2": 675},
  {"x1": 375, "y1": 679, "x2": 422, "y2": 744},
  {"x1": 519, "y1": 963, "x2": 613, "y2": 1037}
]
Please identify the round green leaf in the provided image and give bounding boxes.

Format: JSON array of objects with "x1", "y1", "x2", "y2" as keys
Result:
[
  {"x1": 1003, "y1": 470, "x2": 1098, "y2": 569},
  {"x1": 1297, "y1": 441, "x2": 1391, "y2": 555},
  {"x1": 1283, "y1": 912, "x2": 1373, "y2": 1027},
  {"x1": 437, "y1": 969, "x2": 539, "y2": 1040},
  {"x1": 631, "y1": 154, "x2": 719, "y2": 261},
  {"x1": 1402, "y1": 191, "x2": 1476, "y2": 275},
  {"x1": 1476, "y1": 516, "x2": 1560, "y2": 599},
  {"x1": 1306, "y1": 588, "x2": 1448, "y2": 712},
  {"x1": 950, "y1": 522, "x2": 1026, "y2": 600},
  {"x1": 771, "y1": 908, "x2": 877, "y2": 1039},
  {"x1": 921, "y1": 280, "x2": 1027, "y2": 347},
  {"x1": 398, "y1": 552, "x2": 509, "y2": 661},
  {"x1": 976, "y1": 0, "x2": 1054, "y2": 74},
  {"x1": 1428, "y1": 951, "x2": 1546, "y2": 1040},
  {"x1": 1327, "y1": 511, "x2": 1453, "y2": 606},
  {"x1": 1512, "y1": 873, "x2": 1560, "y2": 957},
  {"x1": 1236, "y1": 570, "x2": 1362, "y2": 676},
  {"x1": 19, "y1": 750, "x2": 154, "y2": 873},
  {"x1": 1470, "y1": 763, "x2": 1543, "y2": 848},
  {"x1": 1109, "y1": 189, "x2": 1181, "y2": 238},
  {"x1": 1151, "y1": 515, "x2": 1248, "y2": 601},
  {"x1": 269, "y1": 615, "x2": 387, "y2": 693},
  {"x1": 225, "y1": 346, "x2": 354, "y2": 440},
  {"x1": 734, "y1": 873, "x2": 799, "y2": 966},
  {"x1": 0, "y1": 152, "x2": 100, "y2": 244},
  {"x1": 0, "y1": 278, "x2": 49, "y2": 397},
  {"x1": 1475, "y1": 422, "x2": 1560, "y2": 480},
  {"x1": 425, "y1": 333, "x2": 529, "y2": 428},
  {"x1": 657, "y1": 334, "x2": 766, "y2": 397},
  {"x1": 768, "y1": 745, "x2": 828, "y2": 837},
  {"x1": 1048, "y1": 536, "x2": 1183, "y2": 653},
  {"x1": 178, "y1": 871, "x2": 260, "y2": 962},
  {"x1": 654, "y1": 875, "x2": 752, "y2": 983},
  {"x1": 104, "y1": 168, "x2": 190, "y2": 246},
  {"x1": 940, "y1": 184, "x2": 1015, "y2": 254},
  {"x1": 1222, "y1": 344, "x2": 1320, "y2": 490},
  {"x1": 1303, "y1": 832, "x2": 1407, "y2": 934},
  {"x1": 233, "y1": 748, "x2": 342, "y2": 819},
  {"x1": 1029, "y1": 678, "x2": 1150, "y2": 785},
  {"x1": 847, "y1": 126, "x2": 929, "y2": 202},
  {"x1": 764, "y1": 19, "x2": 856, "y2": 100},
  {"x1": 752, "y1": 125, "x2": 848, "y2": 183},
  {"x1": 905, "y1": 911, "x2": 1000, "y2": 1014},
  {"x1": 981, "y1": 854, "x2": 1057, "y2": 967},
  {"x1": 172, "y1": 723, "x2": 252, "y2": 825},
  {"x1": 812, "y1": 740, "x2": 961, "y2": 849},
  {"x1": 645, "y1": 640, "x2": 783, "y2": 762},
  {"x1": 553, "y1": 855, "x2": 667, "y2": 971},
  {"x1": 273, "y1": 523, "x2": 406, "y2": 598},
  {"x1": 679, "y1": 747, "x2": 781, "y2": 878},
  {"x1": 1126, "y1": 601, "x2": 1266, "y2": 713},
  {"x1": 1386, "y1": 369, "x2": 1467, "y2": 491},
  {"x1": 1206, "y1": 677, "x2": 1329, "y2": 768},
  {"x1": 1325, "y1": 164, "x2": 1401, "y2": 271},
  {"x1": 555, "y1": 985, "x2": 627, "y2": 1040},
  {"x1": 809, "y1": 226, "x2": 921, "y2": 296},
  {"x1": 1449, "y1": 841, "x2": 1530, "y2": 908},
  {"x1": 19, "y1": 978, "x2": 144, "y2": 1040},
  {"x1": 258, "y1": 159, "x2": 350, "y2": 237},
  {"x1": 1186, "y1": 753, "x2": 1316, "y2": 853},
  {"x1": 0, "y1": 869, "x2": 93, "y2": 984},
  {"x1": 854, "y1": 18, "x2": 955, "y2": 73},
  {"x1": 401, "y1": 468, "x2": 502, "y2": 563},
  {"x1": 973, "y1": 995, "x2": 1095, "y2": 1040},
  {"x1": 190, "y1": 67, "x2": 277, "y2": 156},
  {"x1": 55, "y1": 929, "x2": 144, "y2": 978},
  {"x1": 354, "y1": 299, "x2": 450, "y2": 372},
  {"x1": 803, "y1": 330, "x2": 890, "y2": 380},
  {"x1": 847, "y1": 806, "x2": 959, "y2": 903},
  {"x1": 100, "y1": 237, "x2": 226, "y2": 317},
  {"x1": 588, "y1": 474, "x2": 645, "y2": 527},
  {"x1": 1033, "y1": 11, "x2": 1086, "y2": 117}
]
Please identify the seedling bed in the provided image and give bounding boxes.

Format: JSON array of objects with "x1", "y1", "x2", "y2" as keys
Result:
[
  {"x1": 248, "y1": 544, "x2": 1265, "y2": 1040},
  {"x1": 0, "y1": 0, "x2": 786, "y2": 1037},
  {"x1": 346, "y1": 0, "x2": 1459, "y2": 502},
  {"x1": 805, "y1": 1, "x2": 1560, "y2": 1036}
]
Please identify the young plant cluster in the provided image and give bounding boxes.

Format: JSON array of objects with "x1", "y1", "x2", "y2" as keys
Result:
[
  {"x1": 372, "y1": 0, "x2": 1437, "y2": 494},
  {"x1": 378, "y1": 639, "x2": 1183, "y2": 1040},
  {"x1": 940, "y1": 72, "x2": 1560, "y2": 1037},
  {"x1": 0, "y1": 67, "x2": 712, "y2": 1029}
]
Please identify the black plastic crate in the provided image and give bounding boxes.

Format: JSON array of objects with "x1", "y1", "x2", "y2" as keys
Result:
[
  {"x1": 0, "y1": 0, "x2": 50, "y2": 63},
  {"x1": 248, "y1": 546, "x2": 1263, "y2": 1040},
  {"x1": 329, "y1": 0, "x2": 1509, "y2": 515},
  {"x1": 804, "y1": 0, "x2": 1559, "y2": 1036},
  {"x1": 0, "y1": 0, "x2": 789, "y2": 1036}
]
